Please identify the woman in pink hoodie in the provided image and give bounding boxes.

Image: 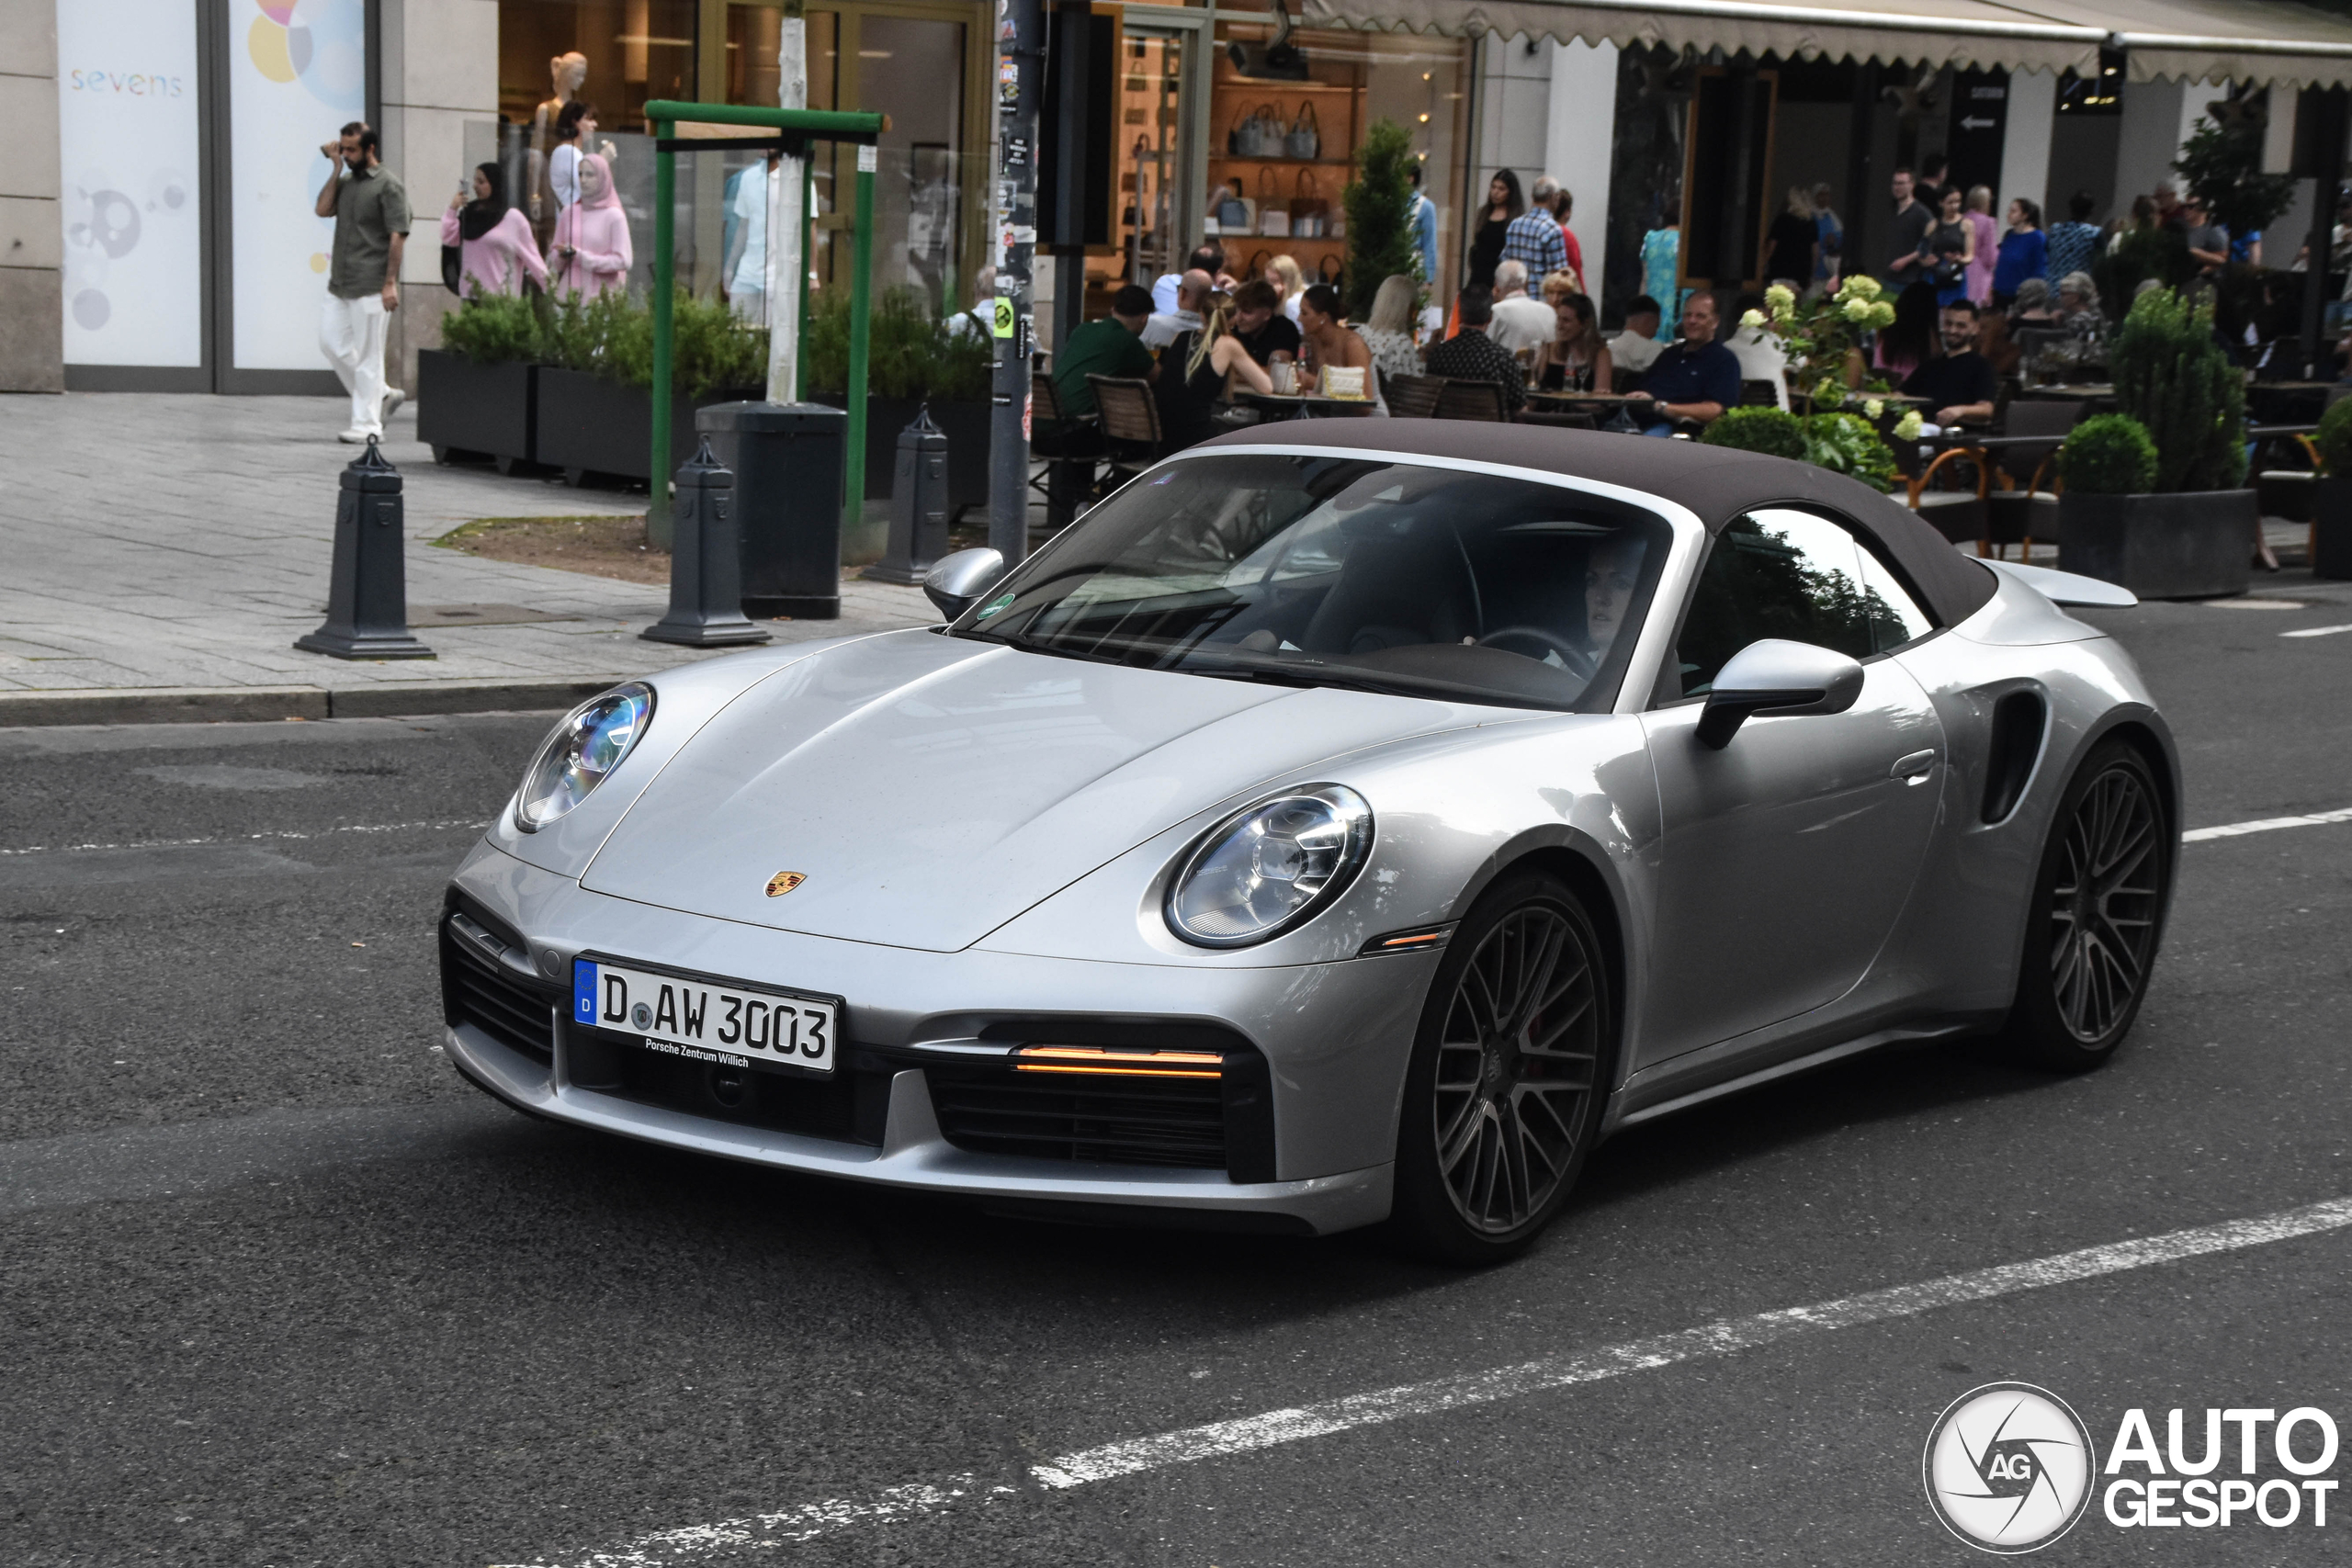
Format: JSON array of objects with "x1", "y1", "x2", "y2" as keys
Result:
[
  {"x1": 551, "y1": 152, "x2": 631, "y2": 301},
  {"x1": 439, "y1": 163, "x2": 548, "y2": 298},
  {"x1": 1963, "y1": 185, "x2": 1999, "y2": 306}
]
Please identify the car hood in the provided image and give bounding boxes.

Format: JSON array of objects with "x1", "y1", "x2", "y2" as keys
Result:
[{"x1": 581, "y1": 629, "x2": 1492, "y2": 951}]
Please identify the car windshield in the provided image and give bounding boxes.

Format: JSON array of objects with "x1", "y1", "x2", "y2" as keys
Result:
[{"x1": 952, "y1": 454, "x2": 1673, "y2": 712}]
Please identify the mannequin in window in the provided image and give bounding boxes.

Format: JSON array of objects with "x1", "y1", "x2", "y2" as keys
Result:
[{"x1": 528, "y1": 52, "x2": 588, "y2": 248}]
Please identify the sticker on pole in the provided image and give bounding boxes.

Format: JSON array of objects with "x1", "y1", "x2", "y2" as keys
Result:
[
  {"x1": 991, "y1": 298, "x2": 1016, "y2": 338},
  {"x1": 856, "y1": 143, "x2": 877, "y2": 173}
]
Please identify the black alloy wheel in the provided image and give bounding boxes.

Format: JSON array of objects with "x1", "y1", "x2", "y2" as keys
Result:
[
  {"x1": 2005, "y1": 739, "x2": 2170, "y2": 1071},
  {"x1": 1390, "y1": 868, "x2": 1611, "y2": 1264}
]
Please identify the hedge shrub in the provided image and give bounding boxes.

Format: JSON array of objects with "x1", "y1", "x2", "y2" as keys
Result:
[{"x1": 2058, "y1": 413, "x2": 2159, "y2": 495}]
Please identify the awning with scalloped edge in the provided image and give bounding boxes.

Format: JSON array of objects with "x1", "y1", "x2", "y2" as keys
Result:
[{"x1": 1295, "y1": 0, "x2": 2352, "y2": 88}]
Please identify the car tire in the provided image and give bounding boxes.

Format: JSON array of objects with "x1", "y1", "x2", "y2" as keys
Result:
[
  {"x1": 2001, "y1": 739, "x2": 2171, "y2": 1074},
  {"x1": 1388, "y1": 867, "x2": 1612, "y2": 1266}
]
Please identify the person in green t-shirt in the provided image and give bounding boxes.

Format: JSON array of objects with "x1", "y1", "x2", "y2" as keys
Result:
[{"x1": 1050, "y1": 285, "x2": 1158, "y2": 423}]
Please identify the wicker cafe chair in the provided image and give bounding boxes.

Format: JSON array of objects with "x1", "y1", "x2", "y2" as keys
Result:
[
  {"x1": 1030, "y1": 370, "x2": 1102, "y2": 528},
  {"x1": 1433, "y1": 378, "x2": 1510, "y2": 422},
  {"x1": 1981, "y1": 399, "x2": 2083, "y2": 559},
  {"x1": 1904, "y1": 438, "x2": 1991, "y2": 550},
  {"x1": 1382, "y1": 371, "x2": 1445, "y2": 419},
  {"x1": 1085, "y1": 375, "x2": 1165, "y2": 488}
]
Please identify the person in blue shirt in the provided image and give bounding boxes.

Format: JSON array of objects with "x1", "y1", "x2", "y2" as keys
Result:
[
  {"x1": 1408, "y1": 164, "x2": 1438, "y2": 286},
  {"x1": 1991, "y1": 197, "x2": 2048, "y2": 308},
  {"x1": 1626, "y1": 291, "x2": 1740, "y2": 436}
]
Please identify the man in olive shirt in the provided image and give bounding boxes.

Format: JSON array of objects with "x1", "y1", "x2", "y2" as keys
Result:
[
  {"x1": 314, "y1": 121, "x2": 411, "y2": 443},
  {"x1": 1049, "y1": 285, "x2": 1158, "y2": 423}
]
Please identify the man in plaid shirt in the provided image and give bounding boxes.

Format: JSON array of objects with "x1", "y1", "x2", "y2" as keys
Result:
[{"x1": 1500, "y1": 175, "x2": 1567, "y2": 277}]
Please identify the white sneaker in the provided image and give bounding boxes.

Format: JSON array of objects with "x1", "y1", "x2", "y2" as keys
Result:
[
  {"x1": 337, "y1": 427, "x2": 377, "y2": 444},
  {"x1": 381, "y1": 388, "x2": 406, "y2": 422}
]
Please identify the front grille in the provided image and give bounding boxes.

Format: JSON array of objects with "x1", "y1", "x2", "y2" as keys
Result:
[
  {"x1": 571, "y1": 1030, "x2": 884, "y2": 1145},
  {"x1": 930, "y1": 1069, "x2": 1229, "y2": 1168},
  {"x1": 439, "y1": 908, "x2": 557, "y2": 1064}
]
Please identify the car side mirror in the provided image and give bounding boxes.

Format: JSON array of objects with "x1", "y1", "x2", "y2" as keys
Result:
[
  {"x1": 1694, "y1": 638, "x2": 1866, "y2": 749},
  {"x1": 922, "y1": 547, "x2": 1006, "y2": 620}
]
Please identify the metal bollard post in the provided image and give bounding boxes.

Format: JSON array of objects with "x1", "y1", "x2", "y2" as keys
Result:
[
  {"x1": 295, "y1": 437, "x2": 434, "y2": 660},
  {"x1": 641, "y1": 436, "x2": 772, "y2": 648},
  {"x1": 864, "y1": 405, "x2": 953, "y2": 585}
]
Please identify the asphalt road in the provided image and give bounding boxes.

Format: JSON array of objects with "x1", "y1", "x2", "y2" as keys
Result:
[{"x1": 6, "y1": 578, "x2": 2352, "y2": 1567}]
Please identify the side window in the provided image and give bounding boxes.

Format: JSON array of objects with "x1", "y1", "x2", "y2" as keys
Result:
[{"x1": 1670, "y1": 509, "x2": 1931, "y2": 697}]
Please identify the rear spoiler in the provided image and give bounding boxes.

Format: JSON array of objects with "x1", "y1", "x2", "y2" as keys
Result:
[{"x1": 1983, "y1": 558, "x2": 2138, "y2": 609}]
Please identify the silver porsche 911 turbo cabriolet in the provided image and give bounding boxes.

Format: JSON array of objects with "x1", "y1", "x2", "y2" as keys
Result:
[{"x1": 439, "y1": 423, "x2": 2177, "y2": 1262}]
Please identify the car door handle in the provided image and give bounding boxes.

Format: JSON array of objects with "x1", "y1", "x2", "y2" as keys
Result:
[{"x1": 1891, "y1": 748, "x2": 1938, "y2": 782}]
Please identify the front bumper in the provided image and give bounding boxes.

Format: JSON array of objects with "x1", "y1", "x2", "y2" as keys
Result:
[{"x1": 440, "y1": 841, "x2": 1433, "y2": 1235}]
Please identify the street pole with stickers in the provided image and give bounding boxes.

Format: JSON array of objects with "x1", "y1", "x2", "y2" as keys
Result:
[{"x1": 988, "y1": 0, "x2": 1043, "y2": 566}]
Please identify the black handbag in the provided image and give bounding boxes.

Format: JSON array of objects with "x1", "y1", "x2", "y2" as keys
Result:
[{"x1": 441, "y1": 243, "x2": 464, "y2": 294}]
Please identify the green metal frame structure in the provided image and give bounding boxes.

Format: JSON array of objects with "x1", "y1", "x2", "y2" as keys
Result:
[{"x1": 641, "y1": 100, "x2": 885, "y2": 532}]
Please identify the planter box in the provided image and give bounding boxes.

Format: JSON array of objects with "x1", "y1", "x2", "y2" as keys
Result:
[
  {"x1": 815, "y1": 394, "x2": 990, "y2": 512},
  {"x1": 416, "y1": 350, "x2": 536, "y2": 473},
  {"x1": 534, "y1": 368, "x2": 763, "y2": 487},
  {"x1": 2314, "y1": 476, "x2": 2352, "y2": 580},
  {"x1": 2057, "y1": 489, "x2": 2255, "y2": 600}
]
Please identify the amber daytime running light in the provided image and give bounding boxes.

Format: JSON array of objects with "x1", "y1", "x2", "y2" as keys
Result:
[{"x1": 1012, "y1": 1045, "x2": 1226, "y2": 1079}]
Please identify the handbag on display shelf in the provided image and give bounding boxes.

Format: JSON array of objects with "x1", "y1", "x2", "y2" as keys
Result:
[
  {"x1": 1289, "y1": 169, "x2": 1328, "y2": 238},
  {"x1": 1255, "y1": 167, "x2": 1289, "y2": 236},
  {"x1": 1243, "y1": 249, "x2": 1273, "y2": 284},
  {"x1": 1284, "y1": 101, "x2": 1321, "y2": 160}
]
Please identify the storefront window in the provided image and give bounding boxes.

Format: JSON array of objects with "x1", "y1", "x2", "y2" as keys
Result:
[
  {"x1": 499, "y1": 0, "x2": 697, "y2": 130},
  {"x1": 1206, "y1": 15, "x2": 1468, "y2": 304}
]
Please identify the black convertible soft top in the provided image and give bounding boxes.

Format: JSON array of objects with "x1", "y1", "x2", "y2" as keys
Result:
[{"x1": 1201, "y1": 421, "x2": 1999, "y2": 628}]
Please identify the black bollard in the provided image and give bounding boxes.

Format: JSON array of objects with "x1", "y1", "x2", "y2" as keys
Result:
[
  {"x1": 641, "y1": 436, "x2": 772, "y2": 648},
  {"x1": 295, "y1": 436, "x2": 434, "y2": 660},
  {"x1": 863, "y1": 405, "x2": 952, "y2": 585}
]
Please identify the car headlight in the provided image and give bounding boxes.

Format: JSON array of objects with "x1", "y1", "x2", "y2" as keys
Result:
[
  {"x1": 514, "y1": 682, "x2": 654, "y2": 831},
  {"x1": 1165, "y1": 784, "x2": 1373, "y2": 947}
]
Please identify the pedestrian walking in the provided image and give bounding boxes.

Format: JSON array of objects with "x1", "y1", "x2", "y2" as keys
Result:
[
  {"x1": 1640, "y1": 206, "x2": 1681, "y2": 321},
  {"x1": 1407, "y1": 166, "x2": 1439, "y2": 287},
  {"x1": 550, "y1": 152, "x2": 631, "y2": 300},
  {"x1": 1811, "y1": 182, "x2": 1844, "y2": 292},
  {"x1": 1883, "y1": 168, "x2": 1934, "y2": 291},
  {"x1": 1920, "y1": 186, "x2": 1974, "y2": 308},
  {"x1": 1991, "y1": 197, "x2": 2046, "y2": 309},
  {"x1": 1963, "y1": 186, "x2": 1998, "y2": 304},
  {"x1": 1502, "y1": 177, "x2": 1569, "y2": 279},
  {"x1": 2044, "y1": 191, "x2": 2101, "y2": 284},
  {"x1": 313, "y1": 121, "x2": 410, "y2": 444},
  {"x1": 1466, "y1": 171, "x2": 1522, "y2": 291},
  {"x1": 1764, "y1": 186, "x2": 1816, "y2": 288},
  {"x1": 1547, "y1": 183, "x2": 1585, "y2": 289},
  {"x1": 442, "y1": 163, "x2": 547, "y2": 299}
]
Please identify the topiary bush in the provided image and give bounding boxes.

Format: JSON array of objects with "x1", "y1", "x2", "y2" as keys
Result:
[
  {"x1": 1342, "y1": 118, "x2": 1418, "y2": 319},
  {"x1": 2057, "y1": 412, "x2": 2159, "y2": 495},
  {"x1": 1801, "y1": 412, "x2": 1897, "y2": 492},
  {"x1": 2109, "y1": 287, "x2": 2246, "y2": 492},
  {"x1": 439, "y1": 291, "x2": 546, "y2": 364},
  {"x1": 2314, "y1": 397, "x2": 2352, "y2": 477},
  {"x1": 1701, "y1": 406, "x2": 1806, "y2": 459}
]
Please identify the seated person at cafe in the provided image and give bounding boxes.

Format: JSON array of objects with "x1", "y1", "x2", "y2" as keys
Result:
[
  {"x1": 1901, "y1": 299, "x2": 1997, "y2": 426},
  {"x1": 1145, "y1": 269, "x2": 1214, "y2": 349},
  {"x1": 1609, "y1": 295, "x2": 1666, "y2": 376},
  {"x1": 1156, "y1": 291, "x2": 1275, "y2": 451},
  {"x1": 1626, "y1": 290, "x2": 1738, "y2": 436},
  {"x1": 1048, "y1": 285, "x2": 1158, "y2": 426},
  {"x1": 1230, "y1": 278, "x2": 1304, "y2": 365},
  {"x1": 1424, "y1": 287, "x2": 1527, "y2": 412},
  {"x1": 1296, "y1": 284, "x2": 1372, "y2": 391}
]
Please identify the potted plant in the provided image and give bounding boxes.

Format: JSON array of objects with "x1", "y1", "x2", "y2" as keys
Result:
[
  {"x1": 2312, "y1": 396, "x2": 2352, "y2": 580},
  {"x1": 533, "y1": 289, "x2": 769, "y2": 490},
  {"x1": 1698, "y1": 404, "x2": 1898, "y2": 492},
  {"x1": 807, "y1": 287, "x2": 994, "y2": 531},
  {"x1": 1699, "y1": 406, "x2": 1805, "y2": 459},
  {"x1": 418, "y1": 292, "x2": 543, "y2": 473},
  {"x1": 1341, "y1": 118, "x2": 1416, "y2": 321},
  {"x1": 2056, "y1": 288, "x2": 2252, "y2": 598}
]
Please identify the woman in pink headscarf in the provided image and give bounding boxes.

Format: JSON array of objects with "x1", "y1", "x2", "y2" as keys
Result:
[
  {"x1": 439, "y1": 163, "x2": 548, "y2": 298},
  {"x1": 551, "y1": 152, "x2": 631, "y2": 301}
]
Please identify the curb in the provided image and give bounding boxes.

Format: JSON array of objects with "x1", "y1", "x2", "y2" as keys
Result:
[{"x1": 0, "y1": 677, "x2": 626, "y2": 728}]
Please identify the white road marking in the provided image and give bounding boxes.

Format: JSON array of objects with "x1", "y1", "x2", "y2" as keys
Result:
[
  {"x1": 2281, "y1": 623, "x2": 2352, "y2": 638},
  {"x1": 509, "y1": 1190, "x2": 2352, "y2": 1567},
  {"x1": 2182, "y1": 806, "x2": 2352, "y2": 841},
  {"x1": 0, "y1": 819, "x2": 484, "y2": 856}
]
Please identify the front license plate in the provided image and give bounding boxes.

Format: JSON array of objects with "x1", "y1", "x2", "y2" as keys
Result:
[{"x1": 572, "y1": 956, "x2": 835, "y2": 1074}]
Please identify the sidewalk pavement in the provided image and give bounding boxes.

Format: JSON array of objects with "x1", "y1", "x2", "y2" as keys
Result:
[{"x1": 0, "y1": 393, "x2": 935, "y2": 724}]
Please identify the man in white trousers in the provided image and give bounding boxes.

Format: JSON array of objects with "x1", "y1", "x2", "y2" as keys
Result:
[{"x1": 313, "y1": 122, "x2": 411, "y2": 444}]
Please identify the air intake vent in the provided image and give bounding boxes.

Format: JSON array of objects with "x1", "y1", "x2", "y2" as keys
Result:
[
  {"x1": 1982, "y1": 690, "x2": 2048, "y2": 824},
  {"x1": 439, "y1": 909, "x2": 557, "y2": 1063},
  {"x1": 925, "y1": 1040, "x2": 1274, "y2": 1180}
]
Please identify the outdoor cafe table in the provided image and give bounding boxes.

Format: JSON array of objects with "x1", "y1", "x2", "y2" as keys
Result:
[{"x1": 1234, "y1": 389, "x2": 1375, "y2": 420}]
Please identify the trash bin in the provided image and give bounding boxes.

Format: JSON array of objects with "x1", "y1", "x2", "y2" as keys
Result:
[{"x1": 695, "y1": 401, "x2": 847, "y2": 619}]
